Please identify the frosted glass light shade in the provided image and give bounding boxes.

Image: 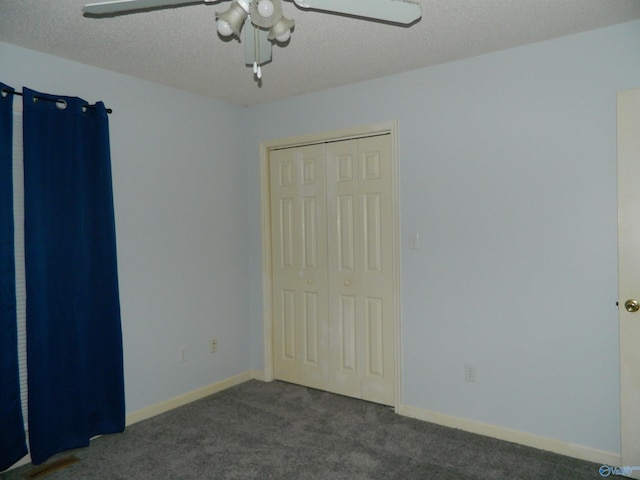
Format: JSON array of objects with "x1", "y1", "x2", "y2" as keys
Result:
[
  {"x1": 276, "y1": 30, "x2": 290, "y2": 42},
  {"x1": 249, "y1": 0, "x2": 282, "y2": 28},
  {"x1": 257, "y1": 0, "x2": 275, "y2": 18},
  {"x1": 216, "y1": 1, "x2": 249, "y2": 37},
  {"x1": 216, "y1": 20, "x2": 234, "y2": 36},
  {"x1": 267, "y1": 16, "x2": 294, "y2": 42}
]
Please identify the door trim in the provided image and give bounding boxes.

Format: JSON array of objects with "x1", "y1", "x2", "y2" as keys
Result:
[
  {"x1": 259, "y1": 121, "x2": 402, "y2": 409},
  {"x1": 618, "y1": 87, "x2": 640, "y2": 471}
]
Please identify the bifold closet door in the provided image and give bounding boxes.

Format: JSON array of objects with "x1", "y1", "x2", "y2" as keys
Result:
[
  {"x1": 270, "y1": 144, "x2": 329, "y2": 391},
  {"x1": 325, "y1": 136, "x2": 395, "y2": 406},
  {"x1": 270, "y1": 134, "x2": 395, "y2": 406}
]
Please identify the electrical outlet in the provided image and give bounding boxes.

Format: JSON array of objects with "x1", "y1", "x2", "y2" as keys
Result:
[
  {"x1": 210, "y1": 338, "x2": 218, "y2": 353},
  {"x1": 464, "y1": 363, "x2": 476, "y2": 382}
]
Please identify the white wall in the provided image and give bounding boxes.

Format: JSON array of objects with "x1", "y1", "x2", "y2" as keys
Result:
[
  {"x1": 0, "y1": 42, "x2": 250, "y2": 414},
  {"x1": 246, "y1": 20, "x2": 640, "y2": 455}
]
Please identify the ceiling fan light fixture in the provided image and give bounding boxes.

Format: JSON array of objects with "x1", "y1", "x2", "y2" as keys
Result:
[
  {"x1": 267, "y1": 16, "x2": 294, "y2": 42},
  {"x1": 249, "y1": 0, "x2": 282, "y2": 28},
  {"x1": 216, "y1": 1, "x2": 249, "y2": 37},
  {"x1": 82, "y1": 0, "x2": 422, "y2": 81}
]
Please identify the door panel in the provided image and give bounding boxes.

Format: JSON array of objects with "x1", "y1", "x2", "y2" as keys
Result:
[
  {"x1": 619, "y1": 87, "x2": 640, "y2": 475},
  {"x1": 270, "y1": 144, "x2": 328, "y2": 390},
  {"x1": 282, "y1": 289, "x2": 296, "y2": 360},
  {"x1": 365, "y1": 296, "x2": 384, "y2": 377},
  {"x1": 356, "y1": 136, "x2": 395, "y2": 405},
  {"x1": 278, "y1": 198, "x2": 295, "y2": 267},
  {"x1": 302, "y1": 198, "x2": 318, "y2": 268},
  {"x1": 303, "y1": 291, "x2": 319, "y2": 364},
  {"x1": 364, "y1": 193, "x2": 382, "y2": 273},
  {"x1": 327, "y1": 140, "x2": 362, "y2": 397},
  {"x1": 326, "y1": 135, "x2": 395, "y2": 405},
  {"x1": 337, "y1": 195, "x2": 355, "y2": 270},
  {"x1": 339, "y1": 294, "x2": 358, "y2": 372}
]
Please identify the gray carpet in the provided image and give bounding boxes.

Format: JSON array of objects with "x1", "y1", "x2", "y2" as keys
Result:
[{"x1": 2, "y1": 380, "x2": 605, "y2": 479}]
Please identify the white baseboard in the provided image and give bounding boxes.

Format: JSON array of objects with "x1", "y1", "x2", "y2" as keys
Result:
[
  {"x1": 126, "y1": 371, "x2": 254, "y2": 426},
  {"x1": 397, "y1": 404, "x2": 620, "y2": 467}
]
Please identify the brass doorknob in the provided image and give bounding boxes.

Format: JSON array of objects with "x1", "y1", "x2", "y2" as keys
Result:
[{"x1": 625, "y1": 299, "x2": 640, "y2": 313}]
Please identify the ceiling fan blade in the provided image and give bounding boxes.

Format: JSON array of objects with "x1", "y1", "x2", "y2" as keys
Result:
[
  {"x1": 83, "y1": 0, "x2": 217, "y2": 15},
  {"x1": 292, "y1": 0, "x2": 421, "y2": 24}
]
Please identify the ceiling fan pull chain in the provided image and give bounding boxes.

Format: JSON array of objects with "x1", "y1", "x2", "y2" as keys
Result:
[{"x1": 253, "y1": 24, "x2": 259, "y2": 75}]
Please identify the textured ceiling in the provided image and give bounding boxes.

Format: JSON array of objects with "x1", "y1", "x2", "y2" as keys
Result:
[{"x1": 1, "y1": 0, "x2": 639, "y2": 106}]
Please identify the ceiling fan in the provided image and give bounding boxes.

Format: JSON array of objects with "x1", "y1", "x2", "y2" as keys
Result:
[{"x1": 83, "y1": 0, "x2": 422, "y2": 80}]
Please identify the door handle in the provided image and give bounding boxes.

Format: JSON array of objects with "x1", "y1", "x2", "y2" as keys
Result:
[{"x1": 625, "y1": 299, "x2": 640, "y2": 313}]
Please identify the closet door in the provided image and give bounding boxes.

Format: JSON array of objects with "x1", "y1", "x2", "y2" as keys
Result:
[
  {"x1": 270, "y1": 145, "x2": 329, "y2": 390},
  {"x1": 325, "y1": 135, "x2": 395, "y2": 406},
  {"x1": 269, "y1": 134, "x2": 395, "y2": 406}
]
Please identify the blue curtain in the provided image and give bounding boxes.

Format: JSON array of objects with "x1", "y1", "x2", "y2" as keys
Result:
[
  {"x1": 0, "y1": 85, "x2": 28, "y2": 472},
  {"x1": 23, "y1": 88, "x2": 125, "y2": 465}
]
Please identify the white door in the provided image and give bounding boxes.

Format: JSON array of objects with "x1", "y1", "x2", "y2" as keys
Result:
[
  {"x1": 270, "y1": 144, "x2": 329, "y2": 391},
  {"x1": 325, "y1": 136, "x2": 395, "y2": 405},
  {"x1": 618, "y1": 87, "x2": 640, "y2": 475},
  {"x1": 269, "y1": 134, "x2": 396, "y2": 406}
]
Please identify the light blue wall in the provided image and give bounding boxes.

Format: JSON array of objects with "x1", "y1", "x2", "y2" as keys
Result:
[
  {"x1": 246, "y1": 20, "x2": 640, "y2": 454},
  {"x1": 1, "y1": 18, "x2": 639, "y2": 459},
  {"x1": 0, "y1": 42, "x2": 250, "y2": 413}
]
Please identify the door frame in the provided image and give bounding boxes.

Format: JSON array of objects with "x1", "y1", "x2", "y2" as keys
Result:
[
  {"x1": 259, "y1": 120, "x2": 403, "y2": 409},
  {"x1": 618, "y1": 87, "x2": 640, "y2": 472}
]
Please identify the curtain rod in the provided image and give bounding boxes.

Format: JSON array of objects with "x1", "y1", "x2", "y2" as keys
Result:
[{"x1": 1, "y1": 89, "x2": 113, "y2": 114}]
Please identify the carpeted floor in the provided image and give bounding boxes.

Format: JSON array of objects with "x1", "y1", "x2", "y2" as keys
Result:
[{"x1": 1, "y1": 380, "x2": 606, "y2": 479}]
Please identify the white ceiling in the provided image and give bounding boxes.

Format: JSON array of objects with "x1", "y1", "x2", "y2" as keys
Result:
[{"x1": 1, "y1": 0, "x2": 639, "y2": 106}]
